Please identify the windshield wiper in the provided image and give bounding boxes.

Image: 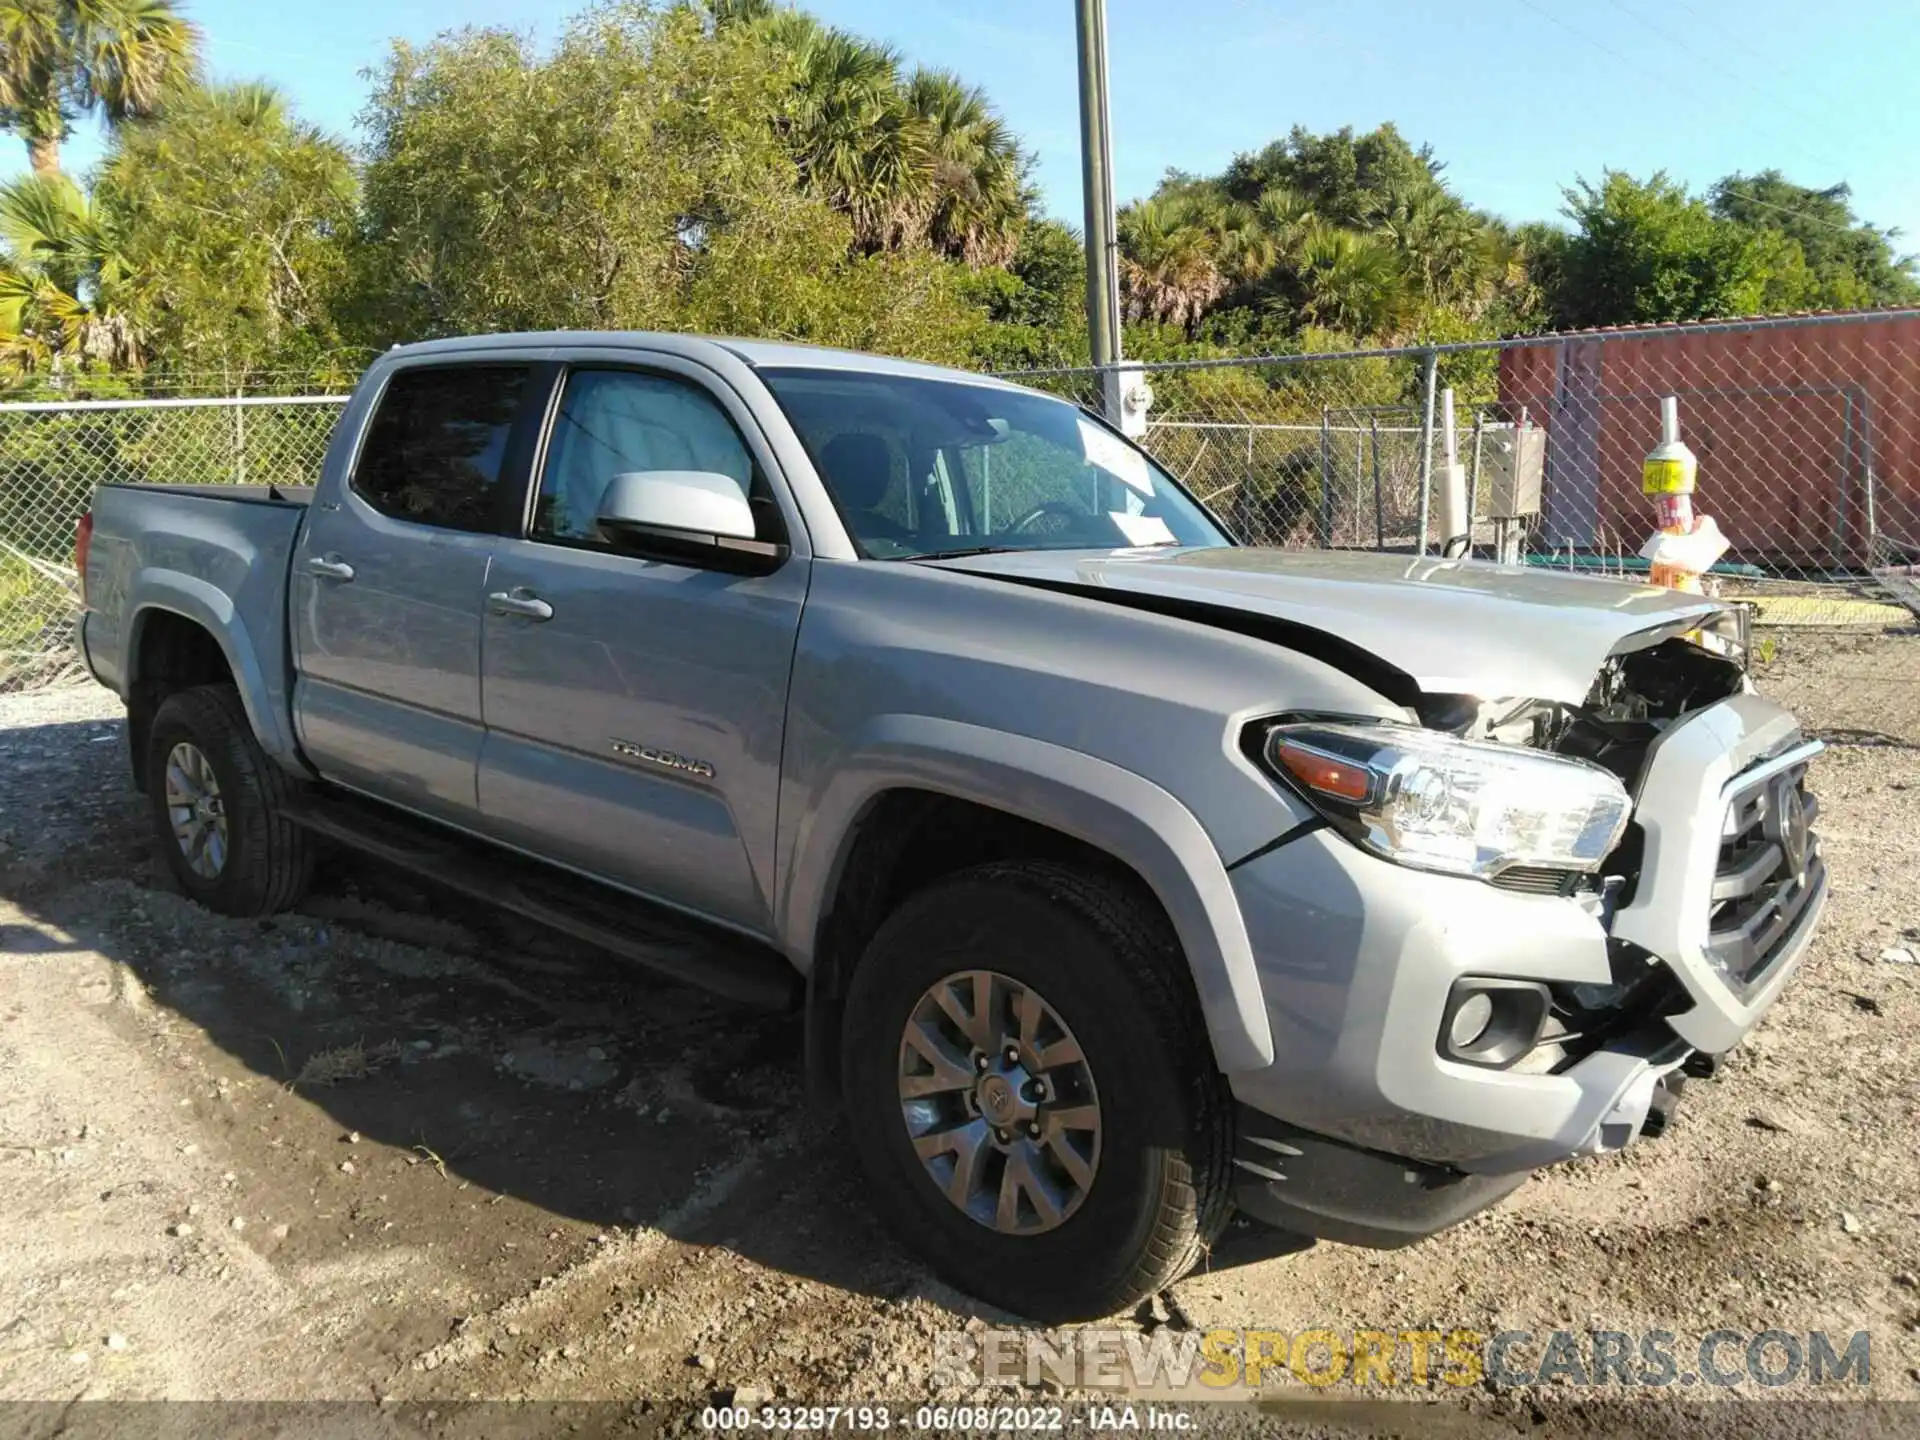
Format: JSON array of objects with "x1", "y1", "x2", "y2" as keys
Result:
[
  {"x1": 895, "y1": 540, "x2": 1186, "y2": 561},
  {"x1": 893, "y1": 545, "x2": 1029, "y2": 561}
]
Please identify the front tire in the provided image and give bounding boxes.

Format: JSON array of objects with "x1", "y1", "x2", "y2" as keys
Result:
[
  {"x1": 839, "y1": 861, "x2": 1231, "y2": 1321},
  {"x1": 146, "y1": 684, "x2": 313, "y2": 917}
]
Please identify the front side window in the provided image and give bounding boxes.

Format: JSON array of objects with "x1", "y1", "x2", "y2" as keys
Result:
[
  {"x1": 352, "y1": 364, "x2": 530, "y2": 532},
  {"x1": 758, "y1": 367, "x2": 1232, "y2": 559},
  {"x1": 534, "y1": 368, "x2": 756, "y2": 547}
]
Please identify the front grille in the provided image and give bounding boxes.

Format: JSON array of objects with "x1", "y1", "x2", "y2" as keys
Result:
[{"x1": 1706, "y1": 751, "x2": 1822, "y2": 993}]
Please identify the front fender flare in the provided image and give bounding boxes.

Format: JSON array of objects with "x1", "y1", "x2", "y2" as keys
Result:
[{"x1": 779, "y1": 715, "x2": 1275, "y2": 1074}]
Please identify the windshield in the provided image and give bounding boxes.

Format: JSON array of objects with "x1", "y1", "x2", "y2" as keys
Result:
[{"x1": 758, "y1": 367, "x2": 1233, "y2": 559}]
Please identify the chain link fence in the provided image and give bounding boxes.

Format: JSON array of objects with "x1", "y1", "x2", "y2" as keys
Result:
[
  {"x1": 1008, "y1": 312, "x2": 1919, "y2": 574},
  {"x1": 2, "y1": 314, "x2": 1915, "y2": 738},
  {"x1": 999, "y1": 310, "x2": 1920, "y2": 739},
  {"x1": 0, "y1": 395, "x2": 346, "y2": 689}
]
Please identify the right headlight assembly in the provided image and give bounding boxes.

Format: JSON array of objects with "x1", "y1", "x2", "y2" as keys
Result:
[{"x1": 1259, "y1": 720, "x2": 1632, "y2": 881}]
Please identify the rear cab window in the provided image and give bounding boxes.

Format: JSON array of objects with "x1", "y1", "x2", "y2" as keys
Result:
[{"x1": 351, "y1": 364, "x2": 534, "y2": 532}]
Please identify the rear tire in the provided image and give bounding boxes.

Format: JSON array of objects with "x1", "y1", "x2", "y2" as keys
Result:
[
  {"x1": 839, "y1": 860, "x2": 1231, "y2": 1321},
  {"x1": 146, "y1": 684, "x2": 313, "y2": 917}
]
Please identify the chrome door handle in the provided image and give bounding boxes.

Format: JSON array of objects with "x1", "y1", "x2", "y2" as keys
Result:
[
  {"x1": 487, "y1": 588, "x2": 554, "y2": 621},
  {"x1": 305, "y1": 555, "x2": 355, "y2": 582}
]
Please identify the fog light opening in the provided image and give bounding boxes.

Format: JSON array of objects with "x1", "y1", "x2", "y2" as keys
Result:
[
  {"x1": 1448, "y1": 992, "x2": 1495, "y2": 1050},
  {"x1": 1438, "y1": 980, "x2": 1551, "y2": 1068}
]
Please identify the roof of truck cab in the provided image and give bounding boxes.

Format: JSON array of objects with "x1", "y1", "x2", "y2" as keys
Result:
[{"x1": 383, "y1": 330, "x2": 1028, "y2": 390}]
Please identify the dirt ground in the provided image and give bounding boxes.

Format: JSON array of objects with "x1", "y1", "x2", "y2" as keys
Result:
[{"x1": 2, "y1": 630, "x2": 1918, "y2": 1436}]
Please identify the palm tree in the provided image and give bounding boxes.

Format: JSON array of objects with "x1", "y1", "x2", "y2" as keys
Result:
[
  {"x1": 195, "y1": 78, "x2": 285, "y2": 128},
  {"x1": 1212, "y1": 200, "x2": 1276, "y2": 289},
  {"x1": 0, "y1": 0, "x2": 199, "y2": 176},
  {"x1": 1253, "y1": 186, "x2": 1318, "y2": 260},
  {"x1": 1294, "y1": 225, "x2": 1410, "y2": 337},
  {"x1": 764, "y1": 16, "x2": 929, "y2": 252},
  {"x1": 709, "y1": 11, "x2": 1026, "y2": 264},
  {"x1": 904, "y1": 67, "x2": 1025, "y2": 267},
  {"x1": 703, "y1": 0, "x2": 777, "y2": 24},
  {"x1": 1365, "y1": 181, "x2": 1489, "y2": 308},
  {"x1": 1482, "y1": 219, "x2": 1560, "y2": 328},
  {"x1": 96, "y1": 79, "x2": 354, "y2": 371},
  {"x1": 0, "y1": 172, "x2": 137, "y2": 376},
  {"x1": 1116, "y1": 196, "x2": 1226, "y2": 331}
]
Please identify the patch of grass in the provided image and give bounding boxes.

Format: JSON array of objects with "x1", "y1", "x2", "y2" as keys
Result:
[{"x1": 289, "y1": 1039, "x2": 400, "y2": 1091}]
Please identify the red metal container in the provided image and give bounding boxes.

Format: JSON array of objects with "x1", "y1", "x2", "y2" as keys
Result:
[{"x1": 1498, "y1": 312, "x2": 1920, "y2": 569}]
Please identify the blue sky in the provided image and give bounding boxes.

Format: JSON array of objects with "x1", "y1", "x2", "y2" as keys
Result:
[{"x1": 12, "y1": 0, "x2": 1919, "y2": 247}]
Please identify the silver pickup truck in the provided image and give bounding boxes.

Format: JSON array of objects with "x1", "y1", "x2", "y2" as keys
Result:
[{"x1": 76, "y1": 332, "x2": 1828, "y2": 1320}]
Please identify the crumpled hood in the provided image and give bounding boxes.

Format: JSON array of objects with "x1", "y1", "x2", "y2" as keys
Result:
[{"x1": 927, "y1": 546, "x2": 1729, "y2": 703}]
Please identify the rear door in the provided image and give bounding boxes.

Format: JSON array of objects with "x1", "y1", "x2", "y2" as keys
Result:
[
  {"x1": 476, "y1": 358, "x2": 808, "y2": 935},
  {"x1": 291, "y1": 360, "x2": 550, "y2": 824}
]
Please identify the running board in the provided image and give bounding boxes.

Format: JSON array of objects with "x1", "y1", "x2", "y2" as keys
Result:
[{"x1": 289, "y1": 794, "x2": 801, "y2": 1011}]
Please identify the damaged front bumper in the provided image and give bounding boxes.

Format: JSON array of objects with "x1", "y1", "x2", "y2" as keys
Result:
[{"x1": 1222, "y1": 690, "x2": 1827, "y2": 1246}]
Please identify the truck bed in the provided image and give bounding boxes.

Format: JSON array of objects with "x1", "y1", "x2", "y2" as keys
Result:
[
  {"x1": 82, "y1": 481, "x2": 311, "y2": 764},
  {"x1": 107, "y1": 483, "x2": 314, "y2": 506}
]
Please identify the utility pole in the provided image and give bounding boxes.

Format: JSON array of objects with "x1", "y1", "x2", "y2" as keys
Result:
[{"x1": 1075, "y1": 0, "x2": 1122, "y2": 380}]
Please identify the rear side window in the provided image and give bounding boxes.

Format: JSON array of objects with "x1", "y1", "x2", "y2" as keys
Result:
[{"x1": 352, "y1": 365, "x2": 531, "y2": 532}]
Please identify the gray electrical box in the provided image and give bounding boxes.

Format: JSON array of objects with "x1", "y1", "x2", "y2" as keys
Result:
[{"x1": 1483, "y1": 425, "x2": 1546, "y2": 519}]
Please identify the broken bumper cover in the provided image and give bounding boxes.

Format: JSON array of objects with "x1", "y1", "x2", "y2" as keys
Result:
[
  {"x1": 1219, "y1": 691, "x2": 1825, "y2": 1247},
  {"x1": 1223, "y1": 826, "x2": 1711, "y2": 1177},
  {"x1": 1610, "y1": 694, "x2": 1829, "y2": 1054},
  {"x1": 1230, "y1": 1105, "x2": 1528, "y2": 1248}
]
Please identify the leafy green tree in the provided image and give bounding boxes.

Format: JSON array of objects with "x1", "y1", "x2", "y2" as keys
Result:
[
  {"x1": 349, "y1": 3, "x2": 980, "y2": 361},
  {"x1": 354, "y1": 9, "x2": 783, "y2": 336},
  {"x1": 0, "y1": 172, "x2": 136, "y2": 378},
  {"x1": 0, "y1": 0, "x2": 199, "y2": 175},
  {"x1": 1147, "y1": 167, "x2": 1226, "y2": 208},
  {"x1": 96, "y1": 82, "x2": 358, "y2": 386},
  {"x1": 1222, "y1": 124, "x2": 1439, "y2": 228},
  {"x1": 699, "y1": 0, "x2": 776, "y2": 21},
  {"x1": 1003, "y1": 218, "x2": 1082, "y2": 330},
  {"x1": 959, "y1": 218, "x2": 1086, "y2": 371},
  {"x1": 1125, "y1": 126, "x2": 1499, "y2": 343},
  {"x1": 1551, "y1": 171, "x2": 1765, "y2": 328},
  {"x1": 1710, "y1": 170, "x2": 1920, "y2": 309}
]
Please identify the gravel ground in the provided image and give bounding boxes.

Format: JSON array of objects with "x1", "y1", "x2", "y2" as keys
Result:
[{"x1": 1, "y1": 636, "x2": 1918, "y2": 1437}]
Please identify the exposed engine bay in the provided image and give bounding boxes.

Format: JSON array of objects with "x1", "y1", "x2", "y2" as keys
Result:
[
  {"x1": 1419, "y1": 631, "x2": 1748, "y2": 790},
  {"x1": 1411, "y1": 623, "x2": 1750, "y2": 1071}
]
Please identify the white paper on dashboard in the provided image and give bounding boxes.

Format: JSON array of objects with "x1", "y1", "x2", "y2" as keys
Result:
[
  {"x1": 1109, "y1": 510, "x2": 1177, "y2": 547},
  {"x1": 1078, "y1": 416, "x2": 1154, "y2": 496}
]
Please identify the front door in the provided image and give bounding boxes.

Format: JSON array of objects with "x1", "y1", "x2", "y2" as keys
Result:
[
  {"x1": 291, "y1": 360, "x2": 540, "y2": 823},
  {"x1": 477, "y1": 364, "x2": 807, "y2": 935}
]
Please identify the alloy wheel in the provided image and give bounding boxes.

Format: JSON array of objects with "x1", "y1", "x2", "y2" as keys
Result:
[
  {"x1": 163, "y1": 741, "x2": 229, "y2": 879},
  {"x1": 896, "y1": 969, "x2": 1102, "y2": 1235}
]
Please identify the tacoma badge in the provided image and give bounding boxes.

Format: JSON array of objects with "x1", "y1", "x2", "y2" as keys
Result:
[{"x1": 610, "y1": 739, "x2": 715, "y2": 780}]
